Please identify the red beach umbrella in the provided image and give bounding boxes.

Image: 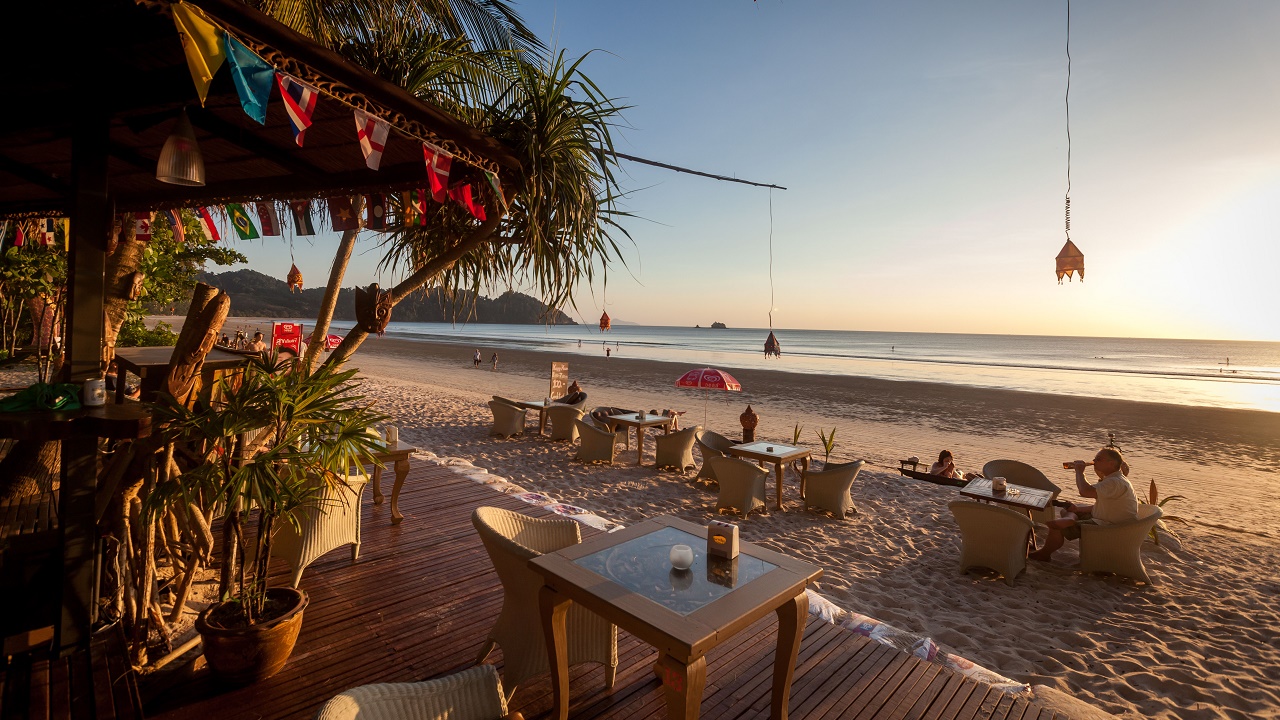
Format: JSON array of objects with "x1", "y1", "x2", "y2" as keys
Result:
[{"x1": 675, "y1": 367, "x2": 742, "y2": 424}]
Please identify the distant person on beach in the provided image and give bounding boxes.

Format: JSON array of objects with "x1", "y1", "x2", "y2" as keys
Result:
[
  {"x1": 1030, "y1": 447, "x2": 1138, "y2": 562},
  {"x1": 247, "y1": 332, "x2": 267, "y2": 353},
  {"x1": 578, "y1": 339, "x2": 582, "y2": 348},
  {"x1": 473, "y1": 349, "x2": 482, "y2": 368},
  {"x1": 491, "y1": 352, "x2": 499, "y2": 371},
  {"x1": 220, "y1": 333, "x2": 230, "y2": 346},
  {"x1": 605, "y1": 347, "x2": 611, "y2": 359}
]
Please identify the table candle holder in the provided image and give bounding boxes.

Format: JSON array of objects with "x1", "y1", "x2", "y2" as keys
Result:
[{"x1": 669, "y1": 544, "x2": 693, "y2": 571}]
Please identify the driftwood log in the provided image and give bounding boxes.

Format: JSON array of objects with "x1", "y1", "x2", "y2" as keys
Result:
[{"x1": 166, "y1": 283, "x2": 230, "y2": 406}]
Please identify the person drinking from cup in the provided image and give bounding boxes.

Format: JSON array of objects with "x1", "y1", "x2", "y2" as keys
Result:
[{"x1": 1029, "y1": 447, "x2": 1138, "y2": 562}]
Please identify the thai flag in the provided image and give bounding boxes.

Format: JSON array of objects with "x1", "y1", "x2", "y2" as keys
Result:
[{"x1": 277, "y1": 73, "x2": 318, "y2": 147}]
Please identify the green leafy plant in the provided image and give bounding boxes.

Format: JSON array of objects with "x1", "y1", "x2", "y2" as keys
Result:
[
  {"x1": 116, "y1": 319, "x2": 180, "y2": 348},
  {"x1": 816, "y1": 427, "x2": 837, "y2": 467},
  {"x1": 1146, "y1": 478, "x2": 1190, "y2": 546},
  {"x1": 792, "y1": 423, "x2": 803, "y2": 445}
]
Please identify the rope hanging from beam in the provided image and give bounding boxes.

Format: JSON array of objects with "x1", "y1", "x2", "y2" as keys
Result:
[{"x1": 607, "y1": 151, "x2": 786, "y2": 190}]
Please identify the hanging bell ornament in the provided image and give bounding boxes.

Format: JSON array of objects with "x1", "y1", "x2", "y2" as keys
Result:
[
  {"x1": 764, "y1": 331, "x2": 781, "y2": 358},
  {"x1": 287, "y1": 263, "x2": 304, "y2": 292},
  {"x1": 599, "y1": 311, "x2": 611, "y2": 332},
  {"x1": 1056, "y1": 240, "x2": 1084, "y2": 283}
]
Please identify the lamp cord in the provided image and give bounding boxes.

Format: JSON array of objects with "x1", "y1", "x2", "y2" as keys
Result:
[
  {"x1": 1064, "y1": 0, "x2": 1072, "y2": 240},
  {"x1": 767, "y1": 188, "x2": 775, "y2": 329}
]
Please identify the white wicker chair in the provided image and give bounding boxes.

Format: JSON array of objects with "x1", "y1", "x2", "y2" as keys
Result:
[
  {"x1": 708, "y1": 456, "x2": 767, "y2": 518},
  {"x1": 545, "y1": 405, "x2": 584, "y2": 442},
  {"x1": 488, "y1": 400, "x2": 526, "y2": 439},
  {"x1": 949, "y1": 500, "x2": 1034, "y2": 586},
  {"x1": 1079, "y1": 504, "x2": 1163, "y2": 584},
  {"x1": 573, "y1": 419, "x2": 617, "y2": 464},
  {"x1": 981, "y1": 460, "x2": 1061, "y2": 526},
  {"x1": 314, "y1": 664, "x2": 521, "y2": 720},
  {"x1": 802, "y1": 460, "x2": 864, "y2": 518},
  {"x1": 654, "y1": 425, "x2": 700, "y2": 472},
  {"x1": 272, "y1": 471, "x2": 368, "y2": 589},
  {"x1": 472, "y1": 507, "x2": 617, "y2": 698}
]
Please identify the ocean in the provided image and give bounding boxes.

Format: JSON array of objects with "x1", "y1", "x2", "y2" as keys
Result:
[{"x1": 320, "y1": 321, "x2": 1280, "y2": 413}]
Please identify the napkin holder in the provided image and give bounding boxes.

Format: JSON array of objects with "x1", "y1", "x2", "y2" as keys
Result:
[{"x1": 707, "y1": 520, "x2": 739, "y2": 560}]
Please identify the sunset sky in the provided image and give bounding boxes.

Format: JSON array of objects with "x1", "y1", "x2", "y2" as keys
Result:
[{"x1": 229, "y1": 1, "x2": 1280, "y2": 342}]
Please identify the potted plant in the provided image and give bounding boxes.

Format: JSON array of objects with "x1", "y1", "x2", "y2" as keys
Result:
[{"x1": 147, "y1": 352, "x2": 386, "y2": 683}]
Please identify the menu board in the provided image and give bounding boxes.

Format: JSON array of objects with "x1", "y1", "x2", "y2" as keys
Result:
[{"x1": 550, "y1": 361, "x2": 569, "y2": 398}]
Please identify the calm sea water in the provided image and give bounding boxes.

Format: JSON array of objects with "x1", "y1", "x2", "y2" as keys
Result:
[{"x1": 326, "y1": 322, "x2": 1280, "y2": 413}]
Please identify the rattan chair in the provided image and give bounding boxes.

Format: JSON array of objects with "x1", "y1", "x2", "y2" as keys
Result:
[
  {"x1": 589, "y1": 407, "x2": 634, "y2": 448},
  {"x1": 1079, "y1": 504, "x2": 1163, "y2": 584},
  {"x1": 546, "y1": 405, "x2": 584, "y2": 442},
  {"x1": 694, "y1": 429, "x2": 735, "y2": 482},
  {"x1": 573, "y1": 419, "x2": 617, "y2": 464},
  {"x1": 707, "y1": 456, "x2": 767, "y2": 518},
  {"x1": 655, "y1": 425, "x2": 700, "y2": 472},
  {"x1": 472, "y1": 507, "x2": 617, "y2": 698},
  {"x1": 314, "y1": 664, "x2": 522, "y2": 720},
  {"x1": 488, "y1": 400, "x2": 526, "y2": 439},
  {"x1": 949, "y1": 500, "x2": 1035, "y2": 586},
  {"x1": 981, "y1": 460, "x2": 1061, "y2": 526},
  {"x1": 273, "y1": 471, "x2": 368, "y2": 588},
  {"x1": 802, "y1": 460, "x2": 864, "y2": 518}
]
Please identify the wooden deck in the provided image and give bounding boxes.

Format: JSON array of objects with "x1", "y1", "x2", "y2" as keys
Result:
[{"x1": 146, "y1": 461, "x2": 1065, "y2": 720}]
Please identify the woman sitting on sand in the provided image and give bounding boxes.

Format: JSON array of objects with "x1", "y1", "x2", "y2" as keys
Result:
[{"x1": 930, "y1": 450, "x2": 963, "y2": 480}]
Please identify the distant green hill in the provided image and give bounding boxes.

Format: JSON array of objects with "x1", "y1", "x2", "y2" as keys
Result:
[{"x1": 165, "y1": 269, "x2": 576, "y2": 325}]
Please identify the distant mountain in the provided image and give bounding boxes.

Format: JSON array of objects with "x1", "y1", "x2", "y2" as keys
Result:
[{"x1": 169, "y1": 270, "x2": 576, "y2": 325}]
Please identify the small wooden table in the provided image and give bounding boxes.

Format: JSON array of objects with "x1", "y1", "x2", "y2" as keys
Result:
[
  {"x1": 727, "y1": 442, "x2": 811, "y2": 511},
  {"x1": 606, "y1": 412, "x2": 674, "y2": 466},
  {"x1": 113, "y1": 346, "x2": 250, "y2": 403},
  {"x1": 511, "y1": 399, "x2": 550, "y2": 433},
  {"x1": 960, "y1": 477, "x2": 1053, "y2": 514},
  {"x1": 530, "y1": 516, "x2": 822, "y2": 720},
  {"x1": 369, "y1": 441, "x2": 416, "y2": 524}
]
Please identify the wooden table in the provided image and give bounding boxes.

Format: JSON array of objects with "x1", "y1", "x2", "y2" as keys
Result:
[
  {"x1": 960, "y1": 477, "x2": 1053, "y2": 514},
  {"x1": 369, "y1": 441, "x2": 416, "y2": 524},
  {"x1": 511, "y1": 399, "x2": 550, "y2": 433},
  {"x1": 727, "y1": 442, "x2": 811, "y2": 511},
  {"x1": 606, "y1": 412, "x2": 675, "y2": 466},
  {"x1": 530, "y1": 515, "x2": 822, "y2": 720},
  {"x1": 113, "y1": 346, "x2": 250, "y2": 403}
]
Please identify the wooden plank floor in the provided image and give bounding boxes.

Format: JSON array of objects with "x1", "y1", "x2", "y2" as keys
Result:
[{"x1": 146, "y1": 461, "x2": 1066, "y2": 720}]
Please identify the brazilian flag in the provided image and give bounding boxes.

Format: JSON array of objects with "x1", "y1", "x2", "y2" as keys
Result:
[{"x1": 226, "y1": 203, "x2": 260, "y2": 240}]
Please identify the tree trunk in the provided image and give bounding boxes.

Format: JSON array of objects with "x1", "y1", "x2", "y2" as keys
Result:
[
  {"x1": 166, "y1": 283, "x2": 230, "y2": 406},
  {"x1": 103, "y1": 214, "x2": 144, "y2": 359},
  {"x1": 0, "y1": 439, "x2": 60, "y2": 501},
  {"x1": 323, "y1": 214, "x2": 501, "y2": 370},
  {"x1": 304, "y1": 196, "x2": 363, "y2": 373}
]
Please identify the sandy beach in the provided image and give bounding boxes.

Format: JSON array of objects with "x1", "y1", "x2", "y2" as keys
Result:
[{"x1": 334, "y1": 333, "x2": 1279, "y2": 720}]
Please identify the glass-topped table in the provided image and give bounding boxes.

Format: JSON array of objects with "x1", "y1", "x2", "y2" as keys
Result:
[{"x1": 530, "y1": 515, "x2": 822, "y2": 720}]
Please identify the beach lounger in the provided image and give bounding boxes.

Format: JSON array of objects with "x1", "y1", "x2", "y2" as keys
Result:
[
  {"x1": 694, "y1": 429, "x2": 736, "y2": 483},
  {"x1": 802, "y1": 460, "x2": 865, "y2": 518},
  {"x1": 272, "y1": 470, "x2": 368, "y2": 589},
  {"x1": 1079, "y1": 503, "x2": 1163, "y2": 584},
  {"x1": 654, "y1": 425, "x2": 700, "y2": 472},
  {"x1": 708, "y1": 456, "x2": 768, "y2": 518},
  {"x1": 949, "y1": 500, "x2": 1035, "y2": 586},
  {"x1": 981, "y1": 459, "x2": 1061, "y2": 526},
  {"x1": 545, "y1": 405, "x2": 584, "y2": 442},
  {"x1": 316, "y1": 659, "x2": 512, "y2": 720},
  {"x1": 488, "y1": 400, "x2": 526, "y2": 439},
  {"x1": 472, "y1": 507, "x2": 617, "y2": 699},
  {"x1": 574, "y1": 419, "x2": 617, "y2": 464}
]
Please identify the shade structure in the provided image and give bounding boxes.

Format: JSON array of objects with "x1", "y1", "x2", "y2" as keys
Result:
[
  {"x1": 1056, "y1": 240, "x2": 1085, "y2": 283},
  {"x1": 675, "y1": 367, "x2": 742, "y2": 425}
]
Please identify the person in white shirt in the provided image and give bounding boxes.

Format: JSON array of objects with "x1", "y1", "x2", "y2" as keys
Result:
[{"x1": 1030, "y1": 447, "x2": 1138, "y2": 561}]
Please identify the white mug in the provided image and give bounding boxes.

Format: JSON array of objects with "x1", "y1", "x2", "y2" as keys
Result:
[
  {"x1": 386, "y1": 425, "x2": 399, "y2": 444},
  {"x1": 82, "y1": 378, "x2": 107, "y2": 407}
]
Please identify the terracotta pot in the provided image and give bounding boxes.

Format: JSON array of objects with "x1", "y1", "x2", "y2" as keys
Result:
[{"x1": 196, "y1": 587, "x2": 308, "y2": 684}]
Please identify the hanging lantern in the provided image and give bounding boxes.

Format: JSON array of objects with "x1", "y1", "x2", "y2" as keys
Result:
[
  {"x1": 1056, "y1": 240, "x2": 1084, "y2": 283},
  {"x1": 764, "y1": 331, "x2": 781, "y2": 358},
  {"x1": 287, "y1": 263, "x2": 303, "y2": 292},
  {"x1": 155, "y1": 109, "x2": 206, "y2": 187},
  {"x1": 599, "y1": 311, "x2": 611, "y2": 332}
]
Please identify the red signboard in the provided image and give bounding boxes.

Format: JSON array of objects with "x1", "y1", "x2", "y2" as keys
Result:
[{"x1": 272, "y1": 322, "x2": 304, "y2": 353}]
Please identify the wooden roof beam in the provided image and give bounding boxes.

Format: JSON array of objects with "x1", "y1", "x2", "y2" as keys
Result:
[
  {"x1": 186, "y1": 106, "x2": 325, "y2": 179},
  {"x1": 0, "y1": 154, "x2": 70, "y2": 196}
]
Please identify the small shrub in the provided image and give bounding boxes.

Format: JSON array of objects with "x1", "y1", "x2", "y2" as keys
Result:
[{"x1": 117, "y1": 319, "x2": 179, "y2": 348}]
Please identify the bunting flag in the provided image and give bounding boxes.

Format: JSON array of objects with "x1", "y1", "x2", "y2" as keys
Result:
[
  {"x1": 255, "y1": 202, "x2": 281, "y2": 236},
  {"x1": 484, "y1": 170, "x2": 507, "y2": 212},
  {"x1": 277, "y1": 73, "x2": 318, "y2": 146},
  {"x1": 223, "y1": 34, "x2": 275, "y2": 124},
  {"x1": 61, "y1": 219, "x2": 70, "y2": 251},
  {"x1": 163, "y1": 208, "x2": 186, "y2": 244},
  {"x1": 423, "y1": 144, "x2": 453, "y2": 202},
  {"x1": 289, "y1": 200, "x2": 316, "y2": 236},
  {"x1": 13, "y1": 221, "x2": 25, "y2": 248},
  {"x1": 197, "y1": 207, "x2": 221, "y2": 241},
  {"x1": 400, "y1": 190, "x2": 429, "y2": 226},
  {"x1": 39, "y1": 218, "x2": 56, "y2": 247},
  {"x1": 225, "y1": 203, "x2": 260, "y2": 240},
  {"x1": 172, "y1": 2, "x2": 226, "y2": 105},
  {"x1": 0, "y1": 220, "x2": 8, "y2": 250},
  {"x1": 366, "y1": 193, "x2": 388, "y2": 231},
  {"x1": 328, "y1": 196, "x2": 360, "y2": 231},
  {"x1": 354, "y1": 111, "x2": 390, "y2": 170},
  {"x1": 134, "y1": 212, "x2": 153, "y2": 242},
  {"x1": 449, "y1": 184, "x2": 486, "y2": 221}
]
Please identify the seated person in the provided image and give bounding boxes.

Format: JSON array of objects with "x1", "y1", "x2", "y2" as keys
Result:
[
  {"x1": 929, "y1": 450, "x2": 962, "y2": 480},
  {"x1": 246, "y1": 331, "x2": 268, "y2": 353},
  {"x1": 553, "y1": 380, "x2": 585, "y2": 405},
  {"x1": 1030, "y1": 447, "x2": 1138, "y2": 561}
]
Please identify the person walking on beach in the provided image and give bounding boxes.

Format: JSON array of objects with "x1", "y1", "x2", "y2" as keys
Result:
[
  {"x1": 490, "y1": 352, "x2": 499, "y2": 371},
  {"x1": 605, "y1": 347, "x2": 611, "y2": 359},
  {"x1": 1030, "y1": 447, "x2": 1138, "y2": 562},
  {"x1": 473, "y1": 349, "x2": 482, "y2": 368}
]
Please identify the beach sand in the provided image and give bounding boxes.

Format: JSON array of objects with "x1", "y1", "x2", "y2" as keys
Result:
[{"x1": 337, "y1": 335, "x2": 1280, "y2": 720}]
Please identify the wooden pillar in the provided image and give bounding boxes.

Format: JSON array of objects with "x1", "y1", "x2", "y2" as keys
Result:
[{"x1": 57, "y1": 105, "x2": 111, "y2": 655}]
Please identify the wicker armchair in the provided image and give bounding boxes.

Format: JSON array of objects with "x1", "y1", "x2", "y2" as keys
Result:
[
  {"x1": 472, "y1": 507, "x2": 617, "y2": 698},
  {"x1": 574, "y1": 419, "x2": 617, "y2": 464},
  {"x1": 588, "y1": 407, "x2": 634, "y2": 448},
  {"x1": 315, "y1": 664, "x2": 523, "y2": 720},
  {"x1": 1079, "y1": 504, "x2": 1163, "y2": 584},
  {"x1": 272, "y1": 471, "x2": 368, "y2": 588},
  {"x1": 981, "y1": 460, "x2": 1061, "y2": 526},
  {"x1": 654, "y1": 425, "x2": 700, "y2": 472},
  {"x1": 949, "y1": 500, "x2": 1035, "y2": 586},
  {"x1": 707, "y1": 456, "x2": 767, "y2": 518},
  {"x1": 694, "y1": 429, "x2": 735, "y2": 482},
  {"x1": 546, "y1": 405, "x2": 584, "y2": 442},
  {"x1": 488, "y1": 400, "x2": 526, "y2": 439},
  {"x1": 802, "y1": 460, "x2": 864, "y2": 518}
]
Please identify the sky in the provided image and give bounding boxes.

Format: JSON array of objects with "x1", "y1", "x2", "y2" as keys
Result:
[{"x1": 227, "y1": 1, "x2": 1280, "y2": 342}]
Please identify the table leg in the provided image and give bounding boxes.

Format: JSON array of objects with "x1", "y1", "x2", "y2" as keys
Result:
[
  {"x1": 654, "y1": 653, "x2": 706, "y2": 720},
  {"x1": 774, "y1": 462, "x2": 785, "y2": 511},
  {"x1": 540, "y1": 407, "x2": 548, "y2": 434},
  {"x1": 799, "y1": 457, "x2": 811, "y2": 499},
  {"x1": 540, "y1": 586, "x2": 572, "y2": 720},
  {"x1": 636, "y1": 427, "x2": 646, "y2": 465},
  {"x1": 390, "y1": 456, "x2": 410, "y2": 524},
  {"x1": 771, "y1": 591, "x2": 808, "y2": 720},
  {"x1": 372, "y1": 464, "x2": 384, "y2": 505}
]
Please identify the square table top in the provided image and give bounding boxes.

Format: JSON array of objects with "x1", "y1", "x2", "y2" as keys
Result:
[
  {"x1": 728, "y1": 442, "x2": 811, "y2": 463},
  {"x1": 114, "y1": 346, "x2": 252, "y2": 376},
  {"x1": 370, "y1": 440, "x2": 415, "y2": 459},
  {"x1": 512, "y1": 399, "x2": 549, "y2": 410},
  {"x1": 606, "y1": 412, "x2": 675, "y2": 428},
  {"x1": 960, "y1": 477, "x2": 1053, "y2": 511},
  {"x1": 530, "y1": 515, "x2": 821, "y2": 658}
]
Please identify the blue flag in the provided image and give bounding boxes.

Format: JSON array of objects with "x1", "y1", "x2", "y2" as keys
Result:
[{"x1": 223, "y1": 34, "x2": 275, "y2": 124}]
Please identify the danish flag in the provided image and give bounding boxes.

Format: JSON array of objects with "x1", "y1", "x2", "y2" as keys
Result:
[
  {"x1": 422, "y1": 143, "x2": 453, "y2": 202},
  {"x1": 354, "y1": 110, "x2": 389, "y2": 170}
]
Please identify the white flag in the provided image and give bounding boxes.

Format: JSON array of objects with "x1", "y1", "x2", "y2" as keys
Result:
[{"x1": 354, "y1": 110, "x2": 390, "y2": 170}]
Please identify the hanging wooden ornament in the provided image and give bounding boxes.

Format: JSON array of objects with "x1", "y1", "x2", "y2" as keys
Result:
[
  {"x1": 599, "y1": 311, "x2": 611, "y2": 332},
  {"x1": 1056, "y1": 240, "x2": 1084, "y2": 283},
  {"x1": 287, "y1": 263, "x2": 303, "y2": 292}
]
